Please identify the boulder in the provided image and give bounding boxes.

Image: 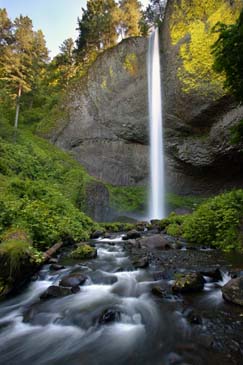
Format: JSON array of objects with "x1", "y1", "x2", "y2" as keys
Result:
[
  {"x1": 40, "y1": 285, "x2": 80, "y2": 299},
  {"x1": 200, "y1": 268, "x2": 222, "y2": 282},
  {"x1": 49, "y1": 264, "x2": 65, "y2": 271},
  {"x1": 172, "y1": 273, "x2": 205, "y2": 293},
  {"x1": 132, "y1": 256, "x2": 149, "y2": 269},
  {"x1": 90, "y1": 230, "x2": 104, "y2": 239},
  {"x1": 151, "y1": 285, "x2": 167, "y2": 298},
  {"x1": 59, "y1": 273, "x2": 86, "y2": 288},
  {"x1": 222, "y1": 277, "x2": 243, "y2": 306},
  {"x1": 69, "y1": 244, "x2": 97, "y2": 260},
  {"x1": 122, "y1": 230, "x2": 141, "y2": 240},
  {"x1": 138, "y1": 235, "x2": 172, "y2": 250}
]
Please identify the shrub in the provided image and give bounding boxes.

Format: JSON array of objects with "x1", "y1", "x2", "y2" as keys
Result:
[
  {"x1": 182, "y1": 190, "x2": 243, "y2": 251},
  {"x1": 69, "y1": 244, "x2": 96, "y2": 259}
]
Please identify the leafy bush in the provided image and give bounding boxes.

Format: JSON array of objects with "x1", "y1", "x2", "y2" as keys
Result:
[
  {"x1": 166, "y1": 223, "x2": 182, "y2": 237},
  {"x1": 0, "y1": 126, "x2": 99, "y2": 250},
  {"x1": 182, "y1": 190, "x2": 243, "y2": 251}
]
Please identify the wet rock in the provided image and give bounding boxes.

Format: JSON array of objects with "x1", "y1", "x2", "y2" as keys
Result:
[
  {"x1": 69, "y1": 244, "x2": 97, "y2": 260},
  {"x1": 125, "y1": 239, "x2": 141, "y2": 249},
  {"x1": 167, "y1": 352, "x2": 182, "y2": 364},
  {"x1": 200, "y1": 268, "x2": 222, "y2": 281},
  {"x1": 184, "y1": 308, "x2": 202, "y2": 325},
  {"x1": 138, "y1": 235, "x2": 172, "y2": 250},
  {"x1": 172, "y1": 273, "x2": 205, "y2": 293},
  {"x1": 98, "y1": 309, "x2": 121, "y2": 324},
  {"x1": 48, "y1": 258, "x2": 58, "y2": 264},
  {"x1": 122, "y1": 230, "x2": 141, "y2": 240},
  {"x1": 40, "y1": 285, "x2": 80, "y2": 299},
  {"x1": 50, "y1": 264, "x2": 65, "y2": 271},
  {"x1": 136, "y1": 221, "x2": 148, "y2": 231},
  {"x1": 103, "y1": 233, "x2": 112, "y2": 239},
  {"x1": 90, "y1": 230, "x2": 104, "y2": 239},
  {"x1": 222, "y1": 277, "x2": 243, "y2": 306},
  {"x1": 59, "y1": 273, "x2": 86, "y2": 288},
  {"x1": 132, "y1": 257, "x2": 149, "y2": 269},
  {"x1": 151, "y1": 285, "x2": 167, "y2": 298}
]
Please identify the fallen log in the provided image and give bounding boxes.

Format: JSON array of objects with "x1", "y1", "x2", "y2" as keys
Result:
[{"x1": 43, "y1": 241, "x2": 63, "y2": 261}]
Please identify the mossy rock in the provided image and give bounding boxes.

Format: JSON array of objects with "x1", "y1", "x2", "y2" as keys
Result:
[
  {"x1": 172, "y1": 273, "x2": 205, "y2": 293},
  {"x1": 69, "y1": 244, "x2": 97, "y2": 260},
  {"x1": 0, "y1": 237, "x2": 43, "y2": 297}
]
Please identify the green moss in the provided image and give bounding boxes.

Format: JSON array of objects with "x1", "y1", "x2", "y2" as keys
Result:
[
  {"x1": 100, "y1": 222, "x2": 135, "y2": 232},
  {"x1": 108, "y1": 185, "x2": 147, "y2": 214},
  {"x1": 123, "y1": 53, "x2": 138, "y2": 76},
  {"x1": 166, "y1": 193, "x2": 205, "y2": 211},
  {"x1": 230, "y1": 119, "x2": 243, "y2": 145},
  {"x1": 69, "y1": 244, "x2": 96, "y2": 259}
]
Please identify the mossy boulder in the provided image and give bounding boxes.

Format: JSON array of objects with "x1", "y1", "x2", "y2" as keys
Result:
[
  {"x1": 0, "y1": 228, "x2": 43, "y2": 297},
  {"x1": 172, "y1": 273, "x2": 205, "y2": 293},
  {"x1": 222, "y1": 277, "x2": 243, "y2": 306},
  {"x1": 69, "y1": 244, "x2": 97, "y2": 260}
]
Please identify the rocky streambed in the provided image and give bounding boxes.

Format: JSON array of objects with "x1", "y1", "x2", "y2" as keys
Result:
[{"x1": 0, "y1": 231, "x2": 243, "y2": 365}]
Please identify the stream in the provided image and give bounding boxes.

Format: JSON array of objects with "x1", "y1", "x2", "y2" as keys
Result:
[{"x1": 0, "y1": 235, "x2": 242, "y2": 365}]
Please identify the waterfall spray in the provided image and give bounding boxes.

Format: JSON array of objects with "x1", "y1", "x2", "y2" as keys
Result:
[{"x1": 148, "y1": 28, "x2": 165, "y2": 220}]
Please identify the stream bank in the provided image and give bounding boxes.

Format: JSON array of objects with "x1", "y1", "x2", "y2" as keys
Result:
[{"x1": 0, "y1": 231, "x2": 242, "y2": 365}]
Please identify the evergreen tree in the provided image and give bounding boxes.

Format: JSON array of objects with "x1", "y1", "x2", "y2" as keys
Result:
[
  {"x1": 119, "y1": 0, "x2": 142, "y2": 37},
  {"x1": 0, "y1": 9, "x2": 48, "y2": 129},
  {"x1": 76, "y1": 0, "x2": 118, "y2": 59},
  {"x1": 143, "y1": 0, "x2": 166, "y2": 29}
]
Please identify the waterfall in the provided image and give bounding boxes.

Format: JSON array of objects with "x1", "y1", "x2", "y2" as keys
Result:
[{"x1": 148, "y1": 28, "x2": 165, "y2": 220}]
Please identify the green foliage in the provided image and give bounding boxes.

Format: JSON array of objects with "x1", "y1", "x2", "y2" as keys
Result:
[
  {"x1": 0, "y1": 238, "x2": 43, "y2": 278},
  {"x1": 182, "y1": 190, "x2": 243, "y2": 251},
  {"x1": 212, "y1": 8, "x2": 243, "y2": 102},
  {"x1": 108, "y1": 185, "x2": 147, "y2": 213},
  {"x1": 166, "y1": 223, "x2": 182, "y2": 237},
  {"x1": 0, "y1": 123, "x2": 99, "y2": 250},
  {"x1": 69, "y1": 244, "x2": 96, "y2": 259},
  {"x1": 100, "y1": 222, "x2": 135, "y2": 232},
  {"x1": 230, "y1": 119, "x2": 243, "y2": 145},
  {"x1": 166, "y1": 193, "x2": 205, "y2": 211}
]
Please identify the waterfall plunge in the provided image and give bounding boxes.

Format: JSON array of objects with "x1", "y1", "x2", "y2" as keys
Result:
[{"x1": 148, "y1": 29, "x2": 165, "y2": 220}]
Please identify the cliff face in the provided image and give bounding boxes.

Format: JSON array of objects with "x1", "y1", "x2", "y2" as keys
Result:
[
  {"x1": 161, "y1": 0, "x2": 243, "y2": 194},
  {"x1": 52, "y1": 0, "x2": 243, "y2": 201},
  {"x1": 52, "y1": 37, "x2": 149, "y2": 186}
]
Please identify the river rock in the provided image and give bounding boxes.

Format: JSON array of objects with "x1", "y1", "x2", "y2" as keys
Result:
[
  {"x1": 98, "y1": 309, "x2": 121, "y2": 324},
  {"x1": 59, "y1": 273, "x2": 86, "y2": 288},
  {"x1": 172, "y1": 273, "x2": 205, "y2": 293},
  {"x1": 50, "y1": 264, "x2": 65, "y2": 271},
  {"x1": 138, "y1": 235, "x2": 172, "y2": 250},
  {"x1": 222, "y1": 277, "x2": 243, "y2": 306},
  {"x1": 90, "y1": 230, "x2": 104, "y2": 239},
  {"x1": 40, "y1": 285, "x2": 80, "y2": 299},
  {"x1": 122, "y1": 230, "x2": 141, "y2": 240},
  {"x1": 151, "y1": 285, "x2": 167, "y2": 298},
  {"x1": 200, "y1": 268, "x2": 222, "y2": 281},
  {"x1": 132, "y1": 256, "x2": 149, "y2": 269}
]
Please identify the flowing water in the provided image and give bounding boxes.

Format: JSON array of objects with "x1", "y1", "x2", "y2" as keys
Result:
[
  {"x1": 0, "y1": 237, "x2": 241, "y2": 365},
  {"x1": 148, "y1": 28, "x2": 165, "y2": 220}
]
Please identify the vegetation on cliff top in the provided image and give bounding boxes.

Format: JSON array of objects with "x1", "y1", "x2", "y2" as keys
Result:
[{"x1": 170, "y1": 0, "x2": 242, "y2": 96}]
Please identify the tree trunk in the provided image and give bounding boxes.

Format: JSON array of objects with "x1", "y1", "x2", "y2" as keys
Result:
[{"x1": 14, "y1": 85, "x2": 22, "y2": 129}]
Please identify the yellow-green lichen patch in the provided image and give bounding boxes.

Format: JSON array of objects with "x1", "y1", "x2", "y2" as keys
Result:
[
  {"x1": 123, "y1": 53, "x2": 138, "y2": 76},
  {"x1": 169, "y1": 0, "x2": 243, "y2": 95},
  {"x1": 101, "y1": 77, "x2": 107, "y2": 90}
]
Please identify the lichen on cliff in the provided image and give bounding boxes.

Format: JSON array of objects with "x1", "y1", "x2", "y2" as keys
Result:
[{"x1": 169, "y1": 0, "x2": 242, "y2": 96}]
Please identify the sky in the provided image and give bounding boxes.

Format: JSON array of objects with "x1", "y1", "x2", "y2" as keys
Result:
[{"x1": 0, "y1": 0, "x2": 150, "y2": 58}]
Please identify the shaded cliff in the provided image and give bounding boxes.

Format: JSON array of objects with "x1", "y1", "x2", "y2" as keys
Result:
[
  {"x1": 51, "y1": 37, "x2": 149, "y2": 187},
  {"x1": 161, "y1": 0, "x2": 243, "y2": 194}
]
